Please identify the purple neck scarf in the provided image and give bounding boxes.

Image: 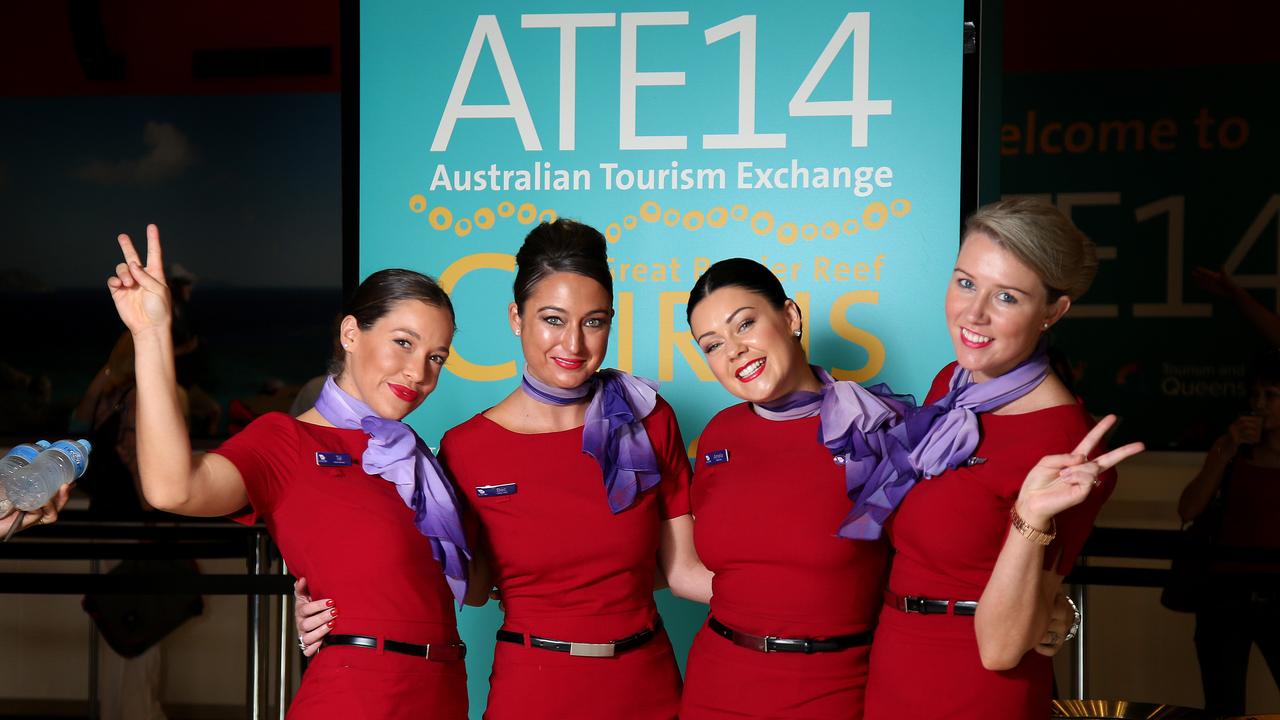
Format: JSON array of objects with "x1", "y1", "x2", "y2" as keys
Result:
[
  {"x1": 840, "y1": 344, "x2": 1050, "y2": 540},
  {"x1": 314, "y1": 376, "x2": 469, "y2": 605},
  {"x1": 754, "y1": 345, "x2": 1049, "y2": 540},
  {"x1": 520, "y1": 367, "x2": 661, "y2": 513},
  {"x1": 753, "y1": 367, "x2": 914, "y2": 539}
]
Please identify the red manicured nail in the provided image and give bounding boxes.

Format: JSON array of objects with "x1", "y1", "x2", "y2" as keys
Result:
[
  {"x1": 330, "y1": 609, "x2": 338, "y2": 617},
  {"x1": 327, "y1": 620, "x2": 336, "y2": 627},
  {"x1": 325, "y1": 599, "x2": 335, "y2": 607}
]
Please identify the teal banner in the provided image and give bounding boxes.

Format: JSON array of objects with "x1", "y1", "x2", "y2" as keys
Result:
[{"x1": 359, "y1": 2, "x2": 964, "y2": 713}]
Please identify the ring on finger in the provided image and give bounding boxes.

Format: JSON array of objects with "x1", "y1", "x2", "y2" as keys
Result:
[{"x1": 298, "y1": 638, "x2": 307, "y2": 652}]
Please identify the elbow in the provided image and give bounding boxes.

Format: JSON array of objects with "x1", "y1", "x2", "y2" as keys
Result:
[
  {"x1": 977, "y1": 642, "x2": 1023, "y2": 672},
  {"x1": 140, "y1": 485, "x2": 189, "y2": 514}
]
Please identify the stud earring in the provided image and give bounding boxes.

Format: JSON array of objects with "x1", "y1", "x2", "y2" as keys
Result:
[
  {"x1": 793, "y1": 330, "x2": 802, "y2": 337},
  {"x1": 1041, "y1": 323, "x2": 1049, "y2": 331},
  {"x1": 342, "y1": 343, "x2": 350, "y2": 350}
]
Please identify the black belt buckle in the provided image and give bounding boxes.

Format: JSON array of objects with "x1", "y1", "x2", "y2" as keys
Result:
[{"x1": 902, "y1": 596, "x2": 928, "y2": 614}]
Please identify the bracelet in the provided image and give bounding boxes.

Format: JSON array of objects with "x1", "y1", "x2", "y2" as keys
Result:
[
  {"x1": 1010, "y1": 506, "x2": 1056, "y2": 546},
  {"x1": 1062, "y1": 593, "x2": 1081, "y2": 642}
]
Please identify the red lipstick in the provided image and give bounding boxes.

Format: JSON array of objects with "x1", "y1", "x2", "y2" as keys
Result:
[{"x1": 388, "y1": 383, "x2": 420, "y2": 403}]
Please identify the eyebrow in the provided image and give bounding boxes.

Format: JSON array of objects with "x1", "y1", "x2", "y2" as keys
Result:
[
  {"x1": 695, "y1": 306, "x2": 754, "y2": 344},
  {"x1": 393, "y1": 327, "x2": 422, "y2": 339},
  {"x1": 952, "y1": 267, "x2": 1032, "y2": 297},
  {"x1": 537, "y1": 305, "x2": 612, "y2": 316}
]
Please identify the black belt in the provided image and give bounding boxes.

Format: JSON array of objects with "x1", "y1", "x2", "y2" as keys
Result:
[
  {"x1": 886, "y1": 591, "x2": 978, "y2": 616},
  {"x1": 320, "y1": 634, "x2": 466, "y2": 661},
  {"x1": 495, "y1": 615, "x2": 663, "y2": 658},
  {"x1": 707, "y1": 616, "x2": 874, "y2": 654}
]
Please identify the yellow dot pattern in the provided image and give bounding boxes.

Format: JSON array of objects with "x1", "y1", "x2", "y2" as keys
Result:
[{"x1": 406, "y1": 194, "x2": 912, "y2": 247}]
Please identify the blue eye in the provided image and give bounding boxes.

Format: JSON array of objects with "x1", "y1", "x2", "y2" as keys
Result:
[
  {"x1": 395, "y1": 338, "x2": 412, "y2": 349},
  {"x1": 543, "y1": 316, "x2": 564, "y2": 326},
  {"x1": 996, "y1": 291, "x2": 1017, "y2": 304},
  {"x1": 956, "y1": 277, "x2": 974, "y2": 290},
  {"x1": 584, "y1": 317, "x2": 610, "y2": 329},
  {"x1": 737, "y1": 319, "x2": 754, "y2": 333},
  {"x1": 702, "y1": 341, "x2": 722, "y2": 355}
]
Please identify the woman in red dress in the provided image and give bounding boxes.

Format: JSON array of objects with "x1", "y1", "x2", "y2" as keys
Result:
[
  {"x1": 862, "y1": 198, "x2": 1144, "y2": 719},
  {"x1": 680, "y1": 258, "x2": 905, "y2": 719},
  {"x1": 106, "y1": 225, "x2": 472, "y2": 719},
  {"x1": 301, "y1": 219, "x2": 709, "y2": 719}
]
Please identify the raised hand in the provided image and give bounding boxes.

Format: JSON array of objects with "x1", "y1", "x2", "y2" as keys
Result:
[
  {"x1": 293, "y1": 577, "x2": 337, "y2": 657},
  {"x1": 107, "y1": 224, "x2": 171, "y2": 336},
  {"x1": 1015, "y1": 415, "x2": 1145, "y2": 529}
]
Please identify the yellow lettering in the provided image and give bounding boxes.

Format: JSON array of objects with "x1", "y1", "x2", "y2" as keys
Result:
[
  {"x1": 829, "y1": 291, "x2": 885, "y2": 382},
  {"x1": 853, "y1": 262, "x2": 869, "y2": 281},
  {"x1": 814, "y1": 256, "x2": 832, "y2": 281},
  {"x1": 833, "y1": 262, "x2": 851, "y2": 281},
  {"x1": 438, "y1": 253, "x2": 517, "y2": 381},
  {"x1": 658, "y1": 291, "x2": 713, "y2": 382},
  {"x1": 694, "y1": 257, "x2": 710, "y2": 277}
]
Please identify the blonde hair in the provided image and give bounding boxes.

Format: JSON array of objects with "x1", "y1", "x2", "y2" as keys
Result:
[{"x1": 963, "y1": 198, "x2": 1098, "y2": 301}]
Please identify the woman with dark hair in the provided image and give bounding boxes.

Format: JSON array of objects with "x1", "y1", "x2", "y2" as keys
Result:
[
  {"x1": 680, "y1": 257, "x2": 903, "y2": 719},
  {"x1": 301, "y1": 219, "x2": 708, "y2": 719},
  {"x1": 106, "y1": 225, "x2": 472, "y2": 718}
]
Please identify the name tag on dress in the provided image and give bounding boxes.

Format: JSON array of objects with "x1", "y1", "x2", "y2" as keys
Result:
[
  {"x1": 703, "y1": 449, "x2": 730, "y2": 466},
  {"x1": 315, "y1": 452, "x2": 352, "y2": 467},
  {"x1": 476, "y1": 483, "x2": 517, "y2": 497}
]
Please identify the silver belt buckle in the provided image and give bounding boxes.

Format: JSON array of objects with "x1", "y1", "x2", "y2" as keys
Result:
[{"x1": 569, "y1": 641, "x2": 616, "y2": 658}]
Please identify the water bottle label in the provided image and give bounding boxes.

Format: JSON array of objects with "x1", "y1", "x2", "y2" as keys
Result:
[
  {"x1": 51, "y1": 440, "x2": 89, "y2": 477},
  {"x1": 9, "y1": 446, "x2": 39, "y2": 464}
]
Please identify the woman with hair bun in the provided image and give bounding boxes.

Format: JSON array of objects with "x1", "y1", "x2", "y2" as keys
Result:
[
  {"x1": 301, "y1": 218, "x2": 708, "y2": 719},
  {"x1": 863, "y1": 197, "x2": 1144, "y2": 719},
  {"x1": 107, "y1": 226, "x2": 471, "y2": 718}
]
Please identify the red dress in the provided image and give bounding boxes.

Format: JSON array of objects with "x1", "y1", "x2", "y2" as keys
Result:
[
  {"x1": 682, "y1": 403, "x2": 890, "y2": 720},
  {"x1": 863, "y1": 364, "x2": 1116, "y2": 720},
  {"x1": 440, "y1": 396, "x2": 690, "y2": 720},
  {"x1": 212, "y1": 413, "x2": 468, "y2": 720}
]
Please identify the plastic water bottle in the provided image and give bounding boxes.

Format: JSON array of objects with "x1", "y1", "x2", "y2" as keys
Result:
[
  {"x1": 4, "y1": 439, "x2": 92, "y2": 512},
  {"x1": 0, "y1": 440, "x2": 52, "y2": 516}
]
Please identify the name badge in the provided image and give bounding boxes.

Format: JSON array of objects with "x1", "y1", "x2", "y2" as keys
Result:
[
  {"x1": 703, "y1": 449, "x2": 730, "y2": 466},
  {"x1": 965, "y1": 456, "x2": 987, "y2": 467},
  {"x1": 315, "y1": 452, "x2": 352, "y2": 467},
  {"x1": 476, "y1": 483, "x2": 517, "y2": 497}
]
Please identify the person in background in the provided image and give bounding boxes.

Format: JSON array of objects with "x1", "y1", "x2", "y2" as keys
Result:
[{"x1": 1178, "y1": 350, "x2": 1280, "y2": 716}]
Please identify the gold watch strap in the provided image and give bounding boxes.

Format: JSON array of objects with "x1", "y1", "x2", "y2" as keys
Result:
[{"x1": 1010, "y1": 506, "x2": 1056, "y2": 546}]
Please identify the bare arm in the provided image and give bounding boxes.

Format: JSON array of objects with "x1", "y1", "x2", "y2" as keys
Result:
[
  {"x1": 1178, "y1": 424, "x2": 1248, "y2": 522},
  {"x1": 108, "y1": 226, "x2": 248, "y2": 516},
  {"x1": 658, "y1": 514, "x2": 713, "y2": 604},
  {"x1": 974, "y1": 416, "x2": 1144, "y2": 670}
]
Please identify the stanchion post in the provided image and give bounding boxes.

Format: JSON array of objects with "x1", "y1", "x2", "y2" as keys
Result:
[
  {"x1": 247, "y1": 531, "x2": 270, "y2": 720},
  {"x1": 277, "y1": 559, "x2": 292, "y2": 720},
  {"x1": 1071, "y1": 574, "x2": 1088, "y2": 700}
]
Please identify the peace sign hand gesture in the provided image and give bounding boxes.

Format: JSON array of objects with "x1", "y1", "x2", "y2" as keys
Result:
[
  {"x1": 107, "y1": 224, "x2": 172, "y2": 336},
  {"x1": 1015, "y1": 415, "x2": 1145, "y2": 530}
]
